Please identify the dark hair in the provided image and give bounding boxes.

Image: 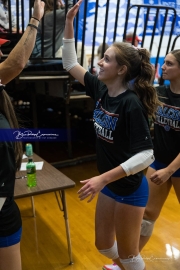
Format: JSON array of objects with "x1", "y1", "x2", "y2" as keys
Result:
[
  {"x1": 0, "y1": 91, "x2": 23, "y2": 170},
  {"x1": 169, "y1": 49, "x2": 180, "y2": 66},
  {"x1": 112, "y1": 42, "x2": 160, "y2": 117},
  {"x1": 43, "y1": 0, "x2": 62, "y2": 13}
]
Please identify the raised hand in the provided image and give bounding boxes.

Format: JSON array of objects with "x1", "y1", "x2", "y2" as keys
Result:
[
  {"x1": 66, "y1": 0, "x2": 83, "y2": 21},
  {"x1": 32, "y1": 0, "x2": 45, "y2": 21}
]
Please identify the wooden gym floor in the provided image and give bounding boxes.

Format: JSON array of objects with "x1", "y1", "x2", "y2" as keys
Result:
[{"x1": 16, "y1": 160, "x2": 180, "y2": 270}]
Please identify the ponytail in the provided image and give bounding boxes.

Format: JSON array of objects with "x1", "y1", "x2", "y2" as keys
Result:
[
  {"x1": 111, "y1": 42, "x2": 162, "y2": 118},
  {"x1": 133, "y1": 48, "x2": 160, "y2": 118}
]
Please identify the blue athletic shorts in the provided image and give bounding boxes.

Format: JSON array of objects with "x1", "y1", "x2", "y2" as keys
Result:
[
  {"x1": 101, "y1": 175, "x2": 148, "y2": 207},
  {"x1": 0, "y1": 227, "x2": 22, "y2": 248},
  {"x1": 150, "y1": 160, "x2": 180, "y2": 177}
]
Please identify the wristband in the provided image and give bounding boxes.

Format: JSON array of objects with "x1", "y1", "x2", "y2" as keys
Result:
[
  {"x1": 31, "y1": 16, "x2": 40, "y2": 22},
  {"x1": 28, "y1": 23, "x2": 38, "y2": 30}
]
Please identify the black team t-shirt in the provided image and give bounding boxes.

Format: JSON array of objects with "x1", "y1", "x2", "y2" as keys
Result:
[
  {"x1": 0, "y1": 113, "x2": 22, "y2": 236},
  {"x1": 154, "y1": 85, "x2": 180, "y2": 165},
  {"x1": 84, "y1": 72, "x2": 153, "y2": 196}
]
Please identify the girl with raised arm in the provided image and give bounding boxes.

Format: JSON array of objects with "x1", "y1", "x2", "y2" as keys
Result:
[{"x1": 62, "y1": 1, "x2": 159, "y2": 269}]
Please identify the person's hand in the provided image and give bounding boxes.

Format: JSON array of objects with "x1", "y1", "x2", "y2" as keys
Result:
[
  {"x1": 77, "y1": 175, "x2": 105, "y2": 203},
  {"x1": 66, "y1": 0, "x2": 83, "y2": 21},
  {"x1": 32, "y1": 0, "x2": 45, "y2": 21},
  {"x1": 150, "y1": 168, "x2": 172, "y2": 185}
]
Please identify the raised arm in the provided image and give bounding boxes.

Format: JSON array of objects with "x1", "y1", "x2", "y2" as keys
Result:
[
  {"x1": 62, "y1": 0, "x2": 86, "y2": 85},
  {"x1": 0, "y1": 0, "x2": 45, "y2": 84}
]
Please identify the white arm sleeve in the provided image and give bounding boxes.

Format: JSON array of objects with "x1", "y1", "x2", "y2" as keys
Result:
[
  {"x1": 62, "y1": 38, "x2": 80, "y2": 71},
  {"x1": 120, "y1": 149, "x2": 154, "y2": 176}
]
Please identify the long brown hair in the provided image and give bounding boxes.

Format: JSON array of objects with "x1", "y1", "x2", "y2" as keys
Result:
[
  {"x1": 0, "y1": 90, "x2": 23, "y2": 170},
  {"x1": 112, "y1": 42, "x2": 161, "y2": 118},
  {"x1": 43, "y1": 0, "x2": 62, "y2": 13}
]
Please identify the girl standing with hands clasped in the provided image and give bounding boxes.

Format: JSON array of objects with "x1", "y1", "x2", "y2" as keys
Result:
[
  {"x1": 62, "y1": 1, "x2": 159, "y2": 269},
  {"x1": 139, "y1": 50, "x2": 180, "y2": 251}
]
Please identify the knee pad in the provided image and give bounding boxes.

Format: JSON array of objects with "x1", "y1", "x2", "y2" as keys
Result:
[
  {"x1": 98, "y1": 241, "x2": 119, "y2": 260},
  {"x1": 141, "y1": 219, "x2": 155, "y2": 236},
  {"x1": 120, "y1": 253, "x2": 145, "y2": 270}
]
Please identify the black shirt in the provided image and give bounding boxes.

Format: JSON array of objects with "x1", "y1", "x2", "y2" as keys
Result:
[
  {"x1": 0, "y1": 113, "x2": 22, "y2": 236},
  {"x1": 154, "y1": 85, "x2": 180, "y2": 165},
  {"x1": 84, "y1": 72, "x2": 153, "y2": 196}
]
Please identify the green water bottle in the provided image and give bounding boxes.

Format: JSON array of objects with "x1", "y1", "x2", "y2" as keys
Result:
[{"x1": 26, "y1": 158, "x2": 37, "y2": 187}]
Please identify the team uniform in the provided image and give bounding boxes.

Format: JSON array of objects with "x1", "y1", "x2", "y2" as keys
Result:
[
  {"x1": 150, "y1": 85, "x2": 180, "y2": 176},
  {"x1": 0, "y1": 113, "x2": 22, "y2": 247},
  {"x1": 84, "y1": 72, "x2": 153, "y2": 205}
]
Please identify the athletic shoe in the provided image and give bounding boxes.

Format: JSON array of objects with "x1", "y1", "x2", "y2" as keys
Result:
[{"x1": 102, "y1": 263, "x2": 121, "y2": 270}]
